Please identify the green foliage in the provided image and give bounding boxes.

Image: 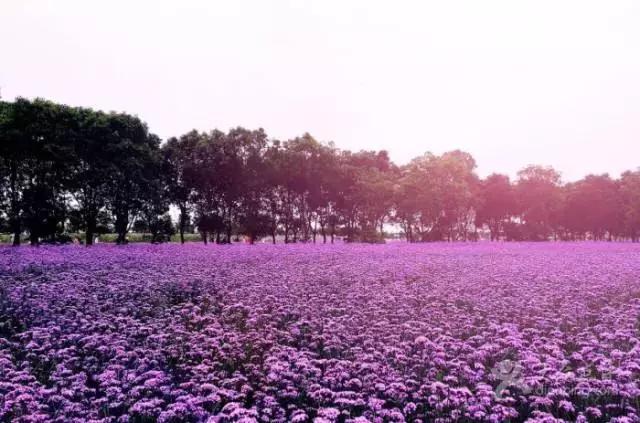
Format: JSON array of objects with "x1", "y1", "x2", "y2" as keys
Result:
[
  {"x1": 2, "y1": 96, "x2": 640, "y2": 245},
  {"x1": 0, "y1": 98, "x2": 161, "y2": 245},
  {"x1": 396, "y1": 150, "x2": 478, "y2": 242}
]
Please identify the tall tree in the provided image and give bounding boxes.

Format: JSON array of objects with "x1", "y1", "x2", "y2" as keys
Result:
[
  {"x1": 104, "y1": 113, "x2": 161, "y2": 244},
  {"x1": 189, "y1": 130, "x2": 224, "y2": 244},
  {"x1": 619, "y1": 170, "x2": 640, "y2": 242},
  {"x1": 339, "y1": 150, "x2": 396, "y2": 242},
  {"x1": 0, "y1": 100, "x2": 22, "y2": 245},
  {"x1": 162, "y1": 134, "x2": 199, "y2": 244},
  {"x1": 69, "y1": 108, "x2": 113, "y2": 245},
  {"x1": 476, "y1": 173, "x2": 515, "y2": 241},
  {"x1": 515, "y1": 165, "x2": 563, "y2": 241},
  {"x1": 3, "y1": 99, "x2": 74, "y2": 245},
  {"x1": 396, "y1": 151, "x2": 478, "y2": 242},
  {"x1": 561, "y1": 174, "x2": 621, "y2": 240},
  {"x1": 233, "y1": 127, "x2": 270, "y2": 244}
]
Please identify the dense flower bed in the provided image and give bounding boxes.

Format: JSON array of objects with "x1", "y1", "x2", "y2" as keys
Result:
[{"x1": 1, "y1": 243, "x2": 639, "y2": 422}]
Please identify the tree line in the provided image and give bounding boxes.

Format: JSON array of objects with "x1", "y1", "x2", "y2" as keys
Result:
[{"x1": 1, "y1": 97, "x2": 640, "y2": 245}]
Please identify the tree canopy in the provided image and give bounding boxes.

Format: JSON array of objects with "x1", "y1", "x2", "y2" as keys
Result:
[{"x1": 2, "y1": 97, "x2": 640, "y2": 244}]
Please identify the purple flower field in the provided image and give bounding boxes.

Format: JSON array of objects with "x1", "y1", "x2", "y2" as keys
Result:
[{"x1": 1, "y1": 243, "x2": 640, "y2": 423}]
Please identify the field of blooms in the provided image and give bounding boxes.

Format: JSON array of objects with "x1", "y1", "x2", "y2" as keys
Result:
[{"x1": 1, "y1": 243, "x2": 640, "y2": 423}]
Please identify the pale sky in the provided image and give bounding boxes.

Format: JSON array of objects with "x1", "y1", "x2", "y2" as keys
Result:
[{"x1": 2, "y1": 0, "x2": 639, "y2": 181}]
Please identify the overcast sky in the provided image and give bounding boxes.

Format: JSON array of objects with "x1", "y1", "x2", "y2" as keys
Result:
[{"x1": 2, "y1": 0, "x2": 639, "y2": 180}]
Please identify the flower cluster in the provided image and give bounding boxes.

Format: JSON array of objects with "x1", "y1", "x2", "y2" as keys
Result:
[{"x1": 1, "y1": 243, "x2": 639, "y2": 422}]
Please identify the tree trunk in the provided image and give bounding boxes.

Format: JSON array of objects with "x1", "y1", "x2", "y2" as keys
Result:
[
  {"x1": 150, "y1": 224, "x2": 159, "y2": 244},
  {"x1": 202, "y1": 231, "x2": 208, "y2": 245},
  {"x1": 115, "y1": 208, "x2": 128, "y2": 244},
  {"x1": 179, "y1": 217, "x2": 185, "y2": 244},
  {"x1": 12, "y1": 225, "x2": 21, "y2": 246},
  {"x1": 116, "y1": 232, "x2": 127, "y2": 244},
  {"x1": 85, "y1": 214, "x2": 96, "y2": 246},
  {"x1": 179, "y1": 204, "x2": 187, "y2": 244},
  {"x1": 30, "y1": 232, "x2": 39, "y2": 246},
  {"x1": 10, "y1": 162, "x2": 20, "y2": 246},
  {"x1": 271, "y1": 231, "x2": 276, "y2": 244}
]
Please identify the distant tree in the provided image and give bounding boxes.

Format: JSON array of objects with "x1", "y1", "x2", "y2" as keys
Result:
[
  {"x1": 104, "y1": 113, "x2": 162, "y2": 244},
  {"x1": 0, "y1": 100, "x2": 21, "y2": 244},
  {"x1": 561, "y1": 174, "x2": 621, "y2": 240},
  {"x1": 133, "y1": 212, "x2": 174, "y2": 243},
  {"x1": 187, "y1": 130, "x2": 223, "y2": 244},
  {"x1": 619, "y1": 170, "x2": 640, "y2": 242},
  {"x1": 476, "y1": 173, "x2": 515, "y2": 240},
  {"x1": 232, "y1": 127, "x2": 270, "y2": 244},
  {"x1": 138, "y1": 175, "x2": 171, "y2": 243},
  {"x1": 69, "y1": 107, "x2": 114, "y2": 245},
  {"x1": 338, "y1": 150, "x2": 396, "y2": 242},
  {"x1": 267, "y1": 134, "x2": 321, "y2": 243},
  {"x1": 162, "y1": 135, "x2": 198, "y2": 243},
  {"x1": 396, "y1": 151, "x2": 478, "y2": 242},
  {"x1": 2, "y1": 99, "x2": 74, "y2": 245},
  {"x1": 515, "y1": 165, "x2": 563, "y2": 241},
  {"x1": 68, "y1": 209, "x2": 112, "y2": 238},
  {"x1": 262, "y1": 140, "x2": 285, "y2": 243},
  {"x1": 318, "y1": 145, "x2": 342, "y2": 243},
  {"x1": 280, "y1": 134, "x2": 317, "y2": 242},
  {"x1": 437, "y1": 151, "x2": 479, "y2": 241},
  {"x1": 4, "y1": 95, "x2": 640, "y2": 247},
  {"x1": 211, "y1": 128, "x2": 245, "y2": 243}
]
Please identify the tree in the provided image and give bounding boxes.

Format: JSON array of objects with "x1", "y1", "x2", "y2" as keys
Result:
[
  {"x1": 338, "y1": 150, "x2": 396, "y2": 242},
  {"x1": 619, "y1": 170, "x2": 640, "y2": 242},
  {"x1": 5, "y1": 95, "x2": 640, "y2": 246},
  {"x1": 515, "y1": 165, "x2": 563, "y2": 241},
  {"x1": 0, "y1": 100, "x2": 22, "y2": 245},
  {"x1": 69, "y1": 107, "x2": 113, "y2": 245},
  {"x1": 262, "y1": 140, "x2": 285, "y2": 243},
  {"x1": 231, "y1": 127, "x2": 269, "y2": 244},
  {"x1": 312, "y1": 143, "x2": 341, "y2": 243},
  {"x1": 188, "y1": 130, "x2": 224, "y2": 244},
  {"x1": 268, "y1": 134, "x2": 322, "y2": 243},
  {"x1": 1, "y1": 99, "x2": 74, "y2": 245},
  {"x1": 561, "y1": 174, "x2": 621, "y2": 240},
  {"x1": 162, "y1": 134, "x2": 198, "y2": 244},
  {"x1": 137, "y1": 174, "x2": 171, "y2": 243},
  {"x1": 104, "y1": 113, "x2": 162, "y2": 244},
  {"x1": 396, "y1": 151, "x2": 478, "y2": 242},
  {"x1": 476, "y1": 173, "x2": 515, "y2": 241}
]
